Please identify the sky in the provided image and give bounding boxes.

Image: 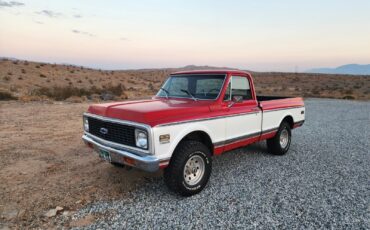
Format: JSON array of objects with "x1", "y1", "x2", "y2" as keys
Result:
[{"x1": 0, "y1": 0, "x2": 369, "y2": 72}]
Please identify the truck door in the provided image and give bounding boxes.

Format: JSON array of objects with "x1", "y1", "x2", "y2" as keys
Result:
[{"x1": 222, "y1": 75, "x2": 262, "y2": 151}]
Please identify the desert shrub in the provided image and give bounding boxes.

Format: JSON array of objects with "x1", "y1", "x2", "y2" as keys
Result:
[
  {"x1": 344, "y1": 89, "x2": 353, "y2": 94},
  {"x1": 39, "y1": 74, "x2": 47, "y2": 78},
  {"x1": 35, "y1": 65, "x2": 40, "y2": 68},
  {"x1": 3, "y1": 76, "x2": 11, "y2": 81},
  {"x1": 32, "y1": 86, "x2": 85, "y2": 100},
  {"x1": 148, "y1": 83, "x2": 155, "y2": 91},
  {"x1": 18, "y1": 77, "x2": 23, "y2": 80},
  {"x1": 311, "y1": 89, "x2": 320, "y2": 95},
  {"x1": 7, "y1": 72, "x2": 12, "y2": 75},
  {"x1": 105, "y1": 83, "x2": 125, "y2": 95},
  {"x1": 343, "y1": 95, "x2": 355, "y2": 100},
  {"x1": 12, "y1": 61, "x2": 18, "y2": 65},
  {"x1": 24, "y1": 61, "x2": 29, "y2": 65},
  {"x1": 10, "y1": 85, "x2": 18, "y2": 92},
  {"x1": 32, "y1": 84, "x2": 125, "y2": 101},
  {"x1": 21, "y1": 69, "x2": 26, "y2": 74},
  {"x1": 77, "y1": 80, "x2": 82, "y2": 83},
  {"x1": 0, "y1": 91, "x2": 16, "y2": 100},
  {"x1": 70, "y1": 70, "x2": 74, "y2": 74}
]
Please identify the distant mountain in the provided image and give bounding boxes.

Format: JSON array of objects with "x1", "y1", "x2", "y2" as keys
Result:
[{"x1": 307, "y1": 64, "x2": 370, "y2": 75}]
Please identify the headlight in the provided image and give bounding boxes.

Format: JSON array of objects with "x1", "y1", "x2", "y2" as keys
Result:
[
  {"x1": 83, "y1": 117, "x2": 89, "y2": 132},
  {"x1": 135, "y1": 129, "x2": 148, "y2": 149}
]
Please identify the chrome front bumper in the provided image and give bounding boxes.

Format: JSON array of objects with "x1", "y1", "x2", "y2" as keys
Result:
[{"x1": 82, "y1": 134, "x2": 161, "y2": 172}]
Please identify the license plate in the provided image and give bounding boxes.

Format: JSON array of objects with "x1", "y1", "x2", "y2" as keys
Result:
[{"x1": 98, "y1": 149, "x2": 111, "y2": 162}]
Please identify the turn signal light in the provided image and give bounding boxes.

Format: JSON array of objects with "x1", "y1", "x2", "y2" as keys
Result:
[{"x1": 123, "y1": 157, "x2": 136, "y2": 166}]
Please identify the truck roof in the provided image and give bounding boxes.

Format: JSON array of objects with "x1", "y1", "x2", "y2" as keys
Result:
[{"x1": 171, "y1": 69, "x2": 250, "y2": 75}]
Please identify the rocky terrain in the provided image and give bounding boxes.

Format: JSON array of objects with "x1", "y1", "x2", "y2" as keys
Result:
[{"x1": 0, "y1": 99, "x2": 369, "y2": 228}]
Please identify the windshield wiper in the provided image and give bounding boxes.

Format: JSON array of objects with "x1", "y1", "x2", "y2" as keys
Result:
[
  {"x1": 160, "y1": 88, "x2": 170, "y2": 99},
  {"x1": 181, "y1": 89, "x2": 197, "y2": 101}
]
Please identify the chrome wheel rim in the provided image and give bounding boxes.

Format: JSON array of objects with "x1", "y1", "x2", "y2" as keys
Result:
[
  {"x1": 183, "y1": 154, "x2": 205, "y2": 186},
  {"x1": 280, "y1": 129, "x2": 289, "y2": 148}
]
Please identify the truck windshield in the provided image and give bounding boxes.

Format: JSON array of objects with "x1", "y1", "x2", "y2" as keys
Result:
[{"x1": 157, "y1": 74, "x2": 226, "y2": 100}]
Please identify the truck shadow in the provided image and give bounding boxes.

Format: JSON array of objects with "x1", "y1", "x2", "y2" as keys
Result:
[{"x1": 106, "y1": 142, "x2": 275, "y2": 197}]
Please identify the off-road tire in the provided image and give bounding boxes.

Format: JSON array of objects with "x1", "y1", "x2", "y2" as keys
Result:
[
  {"x1": 164, "y1": 141, "x2": 212, "y2": 196},
  {"x1": 267, "y1": 121, "x2": 292, "y2": 155}
]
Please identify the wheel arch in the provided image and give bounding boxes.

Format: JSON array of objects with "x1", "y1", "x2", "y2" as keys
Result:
[
  {"x1": 166, "y1": 125, "x2": 215, "y2": 158},
  {"x1": 280, "y1": 115, "x2": 294, "y2": 129},
  {"x1": 176, "y1": 130, "x2": 214, "y2": 154}
]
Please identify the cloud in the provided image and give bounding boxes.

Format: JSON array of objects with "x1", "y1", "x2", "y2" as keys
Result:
[
  {"x1": 120, "y1": 37, "x2": 128, "y2": 41},
  {"x1": 72, "y1": 29, "x2": 95, "y2": 37},
  {"x1": 73, "y1": 14, "x2": 82, "y2": 18},
  {"x1": 33, "y1": 20, "x2": 43, "y2": 24},
  {"x1": 36, "y1": 10, "x2": 62, "y2": 18},
  {"x1": 0, "y1": 0, "x2": 24, "y2": 8}
]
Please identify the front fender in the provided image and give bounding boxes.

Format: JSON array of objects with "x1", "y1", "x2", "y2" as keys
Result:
[{"x1": 152, "y1": 122, "x2": 222, "y2": 160}]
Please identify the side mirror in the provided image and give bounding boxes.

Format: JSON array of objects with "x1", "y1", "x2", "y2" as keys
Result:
[
  {"x1": 228, "y1": 95, "x2": 243, "y2": 108},
  {"x1": 232, "y1": 95, "x2": 243, "y2": 103}
]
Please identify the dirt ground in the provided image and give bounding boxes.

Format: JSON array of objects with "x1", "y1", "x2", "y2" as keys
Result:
[
  {"x1": 1, "y1": 59, "x2": 370, "y2": 101},
  {"x1": 0, "y1": 101, "x2": 161, "y2": 229}
]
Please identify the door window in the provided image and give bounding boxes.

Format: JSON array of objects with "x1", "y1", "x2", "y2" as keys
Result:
[{"x1": 224, "y1": 76, "x2": 252, "y2": 101}]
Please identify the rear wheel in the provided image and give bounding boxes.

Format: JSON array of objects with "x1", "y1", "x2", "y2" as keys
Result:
[
  {"x1": 267, "y1": 121, "x2": 291, "y2": 155},
  {"x1": 164, "y1": 141, "x2": 212, "y2": 196}
]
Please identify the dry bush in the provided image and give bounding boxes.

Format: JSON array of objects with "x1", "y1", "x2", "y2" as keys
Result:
[
  {"x1": 39, "y1": 73, "x2": 47, "y2": 78},
  {"x1": 343, "y1": 95, "x2": 355, "y2": 100},
  {"x1": 31, "y1": 83, "x2": 125, "y2": 101},
  {"x1": 0, "y1": 91, "x2": 16, "y2": 100},
  {"x1": 18, "y1": 95, "x2": 44, "y2": 102}
]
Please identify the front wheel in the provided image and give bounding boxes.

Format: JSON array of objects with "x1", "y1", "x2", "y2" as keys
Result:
[
  {"x1": 164, "y1": 141, "x2": 212, "y2": 196},
  {"x1": 267, "y1": 121, "x2": 291, "y2": 155}
]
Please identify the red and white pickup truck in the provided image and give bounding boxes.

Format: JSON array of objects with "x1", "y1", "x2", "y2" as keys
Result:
[{"x1": 82, "y1": 70, "x2": 305, "y2": 196}]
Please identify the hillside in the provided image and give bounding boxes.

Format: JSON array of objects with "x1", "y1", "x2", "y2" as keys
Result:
[
  {"x1": 0, "y1": 59, "x2": 369, "y2": 101},
  {"x1": 307, "y1": 64, "x2": 370, "y2": 75}
]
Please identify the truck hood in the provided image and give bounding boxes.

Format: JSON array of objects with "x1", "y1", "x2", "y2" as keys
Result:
[{"x1": 87, "y1": 98, "x2": 215, "y2": 126}]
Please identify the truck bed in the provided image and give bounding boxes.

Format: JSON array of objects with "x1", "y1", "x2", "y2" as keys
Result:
[{"x1": 257, "y1": 96, "x2": 304, "y2": 111}]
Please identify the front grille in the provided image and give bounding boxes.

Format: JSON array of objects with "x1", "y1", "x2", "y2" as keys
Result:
[{"x1": 87, "y1": 117, "x2": 136, "y2": 147}]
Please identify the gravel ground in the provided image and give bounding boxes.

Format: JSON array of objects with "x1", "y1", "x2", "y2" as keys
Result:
[{"x1": 73, "y1": 99, "x2": 370, "y2": 229}]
